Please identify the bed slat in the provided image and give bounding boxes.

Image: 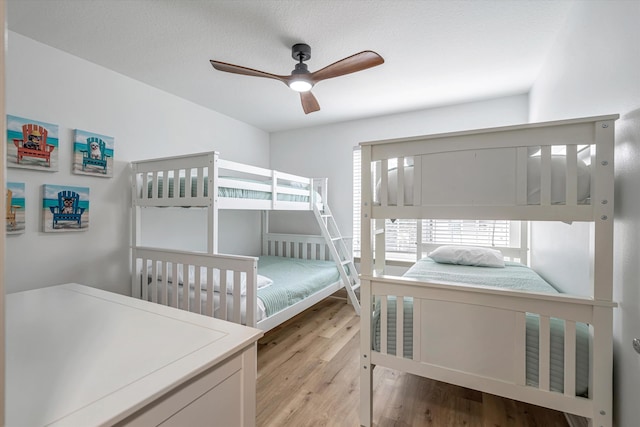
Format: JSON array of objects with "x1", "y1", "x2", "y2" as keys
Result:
[
  {"x1": 540, "y1": 146, "x2": 552, "y2": 206},
  {"x1": 197, "y1": 167, "x2": 205, "y2": 198},
  {"x1": 397, "y1": 157, "x2": 404, "y2": 207},
  {"x1": 142, "y1": 173, "x2": 149, "y2": 201},
  {"x1": 180, "y1": 264, "x2": 189, "y2": 311},
  {"x1": 381, "y1": 296, "x2": 388, "y2": 355},
  {"x1": 219, "y1": 269, "x2": 228, "y2": 321},
  {"x1": 412, "y1": 156, "x2": 421, "y2": 206},
  {"x1": 516, "y1": 147, "x2": 528, "y2": 206},
  {"x1": 206, "y1": 268, "x2": 214, "y2": 317},
  {"x1": 161, "y1": 261, "x2": 168, "y2": 305},
  {"x1": 412, "y1": 298, "x2": 421, "y2": 361},
  {"x1": 539, "y1": 315, "x2": 551, "y2": 391},
  {"x1": 514, "y1": 312, "x2": 527, "y2": 386},
  {"x1": 141, "y1": 258, "x2": 149, "y2": 301},
  {"x1": 150, "y1": 259, "x2": 157, "y2": 304},
  {"x1": 162, "y1": 171, "x2": 169, "y2": 200},
  {"x1": 194, "y1": 266, "x2": 202, "y2": 314},
  {"x1": 396, "y1": 296, "x2": 404, "y2": 357},
  {"x1": 172, "y1": 169, "x2": 179, "y2": 200},
  {"x1": 380, "y1": 159, "x2": 388, "y2": 207},
  {"x1": 233, "y1": 271, "x2": 242, "y2": 324},
  {"x1": 564, "y1": 320, "x2": 577, "y2": 396},
  {"x1": 152, "y1": 171, "x2": 159, "y2": 201},
  {"x1": 566, "y1": 145, "x2": 578, "y2": 206}
]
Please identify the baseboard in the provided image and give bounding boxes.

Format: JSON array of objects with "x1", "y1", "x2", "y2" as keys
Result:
[{"x1": 565, "y1": 413, "x2": 589, "y2": 427}]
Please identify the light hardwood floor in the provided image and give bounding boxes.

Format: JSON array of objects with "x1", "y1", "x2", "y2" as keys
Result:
[{"x1": 257, "y1": 296, "x2": 569, "y2": 427}]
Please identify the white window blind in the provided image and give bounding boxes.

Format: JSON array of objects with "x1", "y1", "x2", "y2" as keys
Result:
[
  {"x1": 421, "y1": 219, "x2": 511, "y2": 247},
  {"x1": 353, "y1": 148, "x2": 516, "y2": 259}
]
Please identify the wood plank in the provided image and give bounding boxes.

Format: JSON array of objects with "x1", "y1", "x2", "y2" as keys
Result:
[{"x1": 257, "y1": 297, "x2": 569, "y2": 427}]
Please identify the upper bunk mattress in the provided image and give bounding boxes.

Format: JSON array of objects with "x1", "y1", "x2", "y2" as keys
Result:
[{"x1": 373, "y1": 258, "x2": 589, "y2": 395}]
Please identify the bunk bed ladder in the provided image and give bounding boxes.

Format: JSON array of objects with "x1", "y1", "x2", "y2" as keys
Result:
[{"x1": 313, "y1": 203, "x2": 361, "y2": 315}]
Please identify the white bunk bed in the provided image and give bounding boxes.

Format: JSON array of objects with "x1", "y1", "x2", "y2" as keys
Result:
[
  {"x1": 131, "y1": 152, "x2": 359, "y2": 332},
  {"x1": 359, "y1": 115, "x2": 618, "y2": 427}
]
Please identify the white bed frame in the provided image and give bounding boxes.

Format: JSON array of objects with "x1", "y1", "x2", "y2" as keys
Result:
[
  {"x1": 131, "y1": 152, "x2": 355, "y2": 331},
  {"x1": 359, "y1": 115, "x2": 619, "y2": 427}
]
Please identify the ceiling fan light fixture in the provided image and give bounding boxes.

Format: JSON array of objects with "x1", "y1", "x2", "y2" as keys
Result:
[
  {"x1": 289, "y1": 61, "x2": 313, "y2": 92},
  {"x1": 289, "y1": 78, "x2": 313, "y2": 92}
]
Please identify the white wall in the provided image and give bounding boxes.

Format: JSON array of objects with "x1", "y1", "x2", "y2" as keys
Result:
[
  {"x1": 528, "y1": 1, "x2": 640, "y2": 426},
  {"x1": 269, "y1": 95, "x2": 529, "y2": 239},
  {"x1": 5, "y1": 32, "x2": 269, "y2": 295}
]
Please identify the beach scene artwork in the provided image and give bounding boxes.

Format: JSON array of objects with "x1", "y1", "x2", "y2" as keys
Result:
[
  {"x1": 6, "y1": 182, "x2": 25, "y2": 234},
  {"x1": 72, "y1": 129, "x2": 114, "y2": 178},
  {"x1": 42, "y1": 184, "x2": 90, "y2": 232},
  {"x1": 7, "y1": 115, "x2": 59, "y2": 172}
]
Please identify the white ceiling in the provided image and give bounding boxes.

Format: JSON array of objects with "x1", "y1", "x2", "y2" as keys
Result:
[{"x1": 7, "y1": 0, "x2": 575, "y2": 133}]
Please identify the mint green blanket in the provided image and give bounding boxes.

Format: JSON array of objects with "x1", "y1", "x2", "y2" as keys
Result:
[
  {"x1": 373, "y1": 258, "x2": 589, "y2": 395},
  {"x1": 257, "y1": 256, "x2": 340, "y2": 317}
]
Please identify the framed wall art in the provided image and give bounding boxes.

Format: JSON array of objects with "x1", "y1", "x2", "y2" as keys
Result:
[
  {"x1": 6, "y1": 182, "x2": 25, "y2": 234},
  {"x1": 7, "y1": 115, "x2": 59, "y2": 172},
  {"x1": 72, "y1": 129, "x2": 114, "y2": 178},
  {"x1": 42, "y1": 184, "x2": 90, "y2": 232}
]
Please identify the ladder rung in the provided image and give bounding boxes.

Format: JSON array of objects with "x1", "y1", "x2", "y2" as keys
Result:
[
  {"x1": 375, "y1": 228, "x2": 385, "y2": 235},
  {"x1": 350, "y1": 283, "x2": 361, "y2": 291},
  {"x1": 331, "y1": 237, "x2": 341, "y2": 241},
  {"x1": 341, "y1": 260, "x2": 352, "y2": 266}
]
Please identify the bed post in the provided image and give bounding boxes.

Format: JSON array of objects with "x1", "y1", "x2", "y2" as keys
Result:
[
  {"x1": 589, "y1": 118, "x2": 615, "y2": 427},
  {"x1": 592, "y1": 118, "x2": 615, "y2": 301},
  {"x1": 208, "y1": 152, "x2": 219, "y2": 253},
  {"x1": 131, "y1": 163, "x2": 141, "y2": 298},
  {"x1": 360, "y1": 144, "x2": 373, "y2": 426},
  {"x1": 262, "y1": 211, "x2": 269, "y2": 255}
]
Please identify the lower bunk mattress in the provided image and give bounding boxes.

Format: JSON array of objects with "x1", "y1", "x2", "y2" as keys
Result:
[
  {"x1": 373, "y1": 258, "x2": 589, "y2": 395},
  {"x1": 147, "y1": 255, "x2": 341, "y2": 324}
]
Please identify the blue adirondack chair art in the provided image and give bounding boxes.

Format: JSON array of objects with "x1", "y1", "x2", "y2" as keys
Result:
[
  {"x1": 50, "y1": 191, "x2": 85, "y2": 229},
  {"x1": 82, "y1": 137, "x2": 109, "y2": 173}
]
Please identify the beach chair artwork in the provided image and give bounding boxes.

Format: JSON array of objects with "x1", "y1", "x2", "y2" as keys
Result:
[
  {"x1": 6, "y1": 182, "x2": 25, "y2": 234},
  {"x1": 82, "y1": 137, "x2": 109, "y2": 173},
  {"x1": 43, "y1": 185, "x2": 90, "y2": 232},
  {"x1": 73, "y1": 129, "x2": 114, "y2": 178},
  {"x1": 6, "y1": 189, "x2": 17, "y2": 230},
  {"x1": 7, "y1": 115, "x2": 59, "y2": 171}
]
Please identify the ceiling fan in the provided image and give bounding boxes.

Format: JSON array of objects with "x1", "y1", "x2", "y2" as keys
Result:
[{"x1": 210, "y1": 43, "x2": 384, "y2": 114}]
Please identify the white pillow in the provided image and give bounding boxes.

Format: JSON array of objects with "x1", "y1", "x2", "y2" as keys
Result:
[
  {"x1": 428, "y1": 245, "x2": 505, "y2": 268},
  {"x1": 148, "y1": 264, "x2": 273, "y2": 295}
]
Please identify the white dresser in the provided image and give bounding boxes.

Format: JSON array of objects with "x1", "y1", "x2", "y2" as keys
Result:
[{"x1": 5, "y1": 283, "x2": 263, "y2": 426}]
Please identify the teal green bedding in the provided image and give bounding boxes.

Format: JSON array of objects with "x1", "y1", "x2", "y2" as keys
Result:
[
  {"x1": 373, "y1": 258, "x2": 589, "y2": 395},
  {"x1": 257, "y1": 256, "x2": 340, "y2": 317},
  {"x1": 147, "y1": 176, "x2": 312, "y2": 202}
]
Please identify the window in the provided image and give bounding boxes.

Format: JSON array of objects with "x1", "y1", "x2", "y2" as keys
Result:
[{"x1": 353, "y1": 148, "x2": 518, "y2": 260}]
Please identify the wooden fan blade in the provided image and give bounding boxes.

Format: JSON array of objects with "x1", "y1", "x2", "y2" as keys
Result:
[
  {"x1": 310, "y1": 51, "x2": 384, "y2": 83},
  {"x1": 210, "y1": 60, "x2": 288, "y2": 84},
  {"x1": 300, "y1": 91, "x2": 320, "y2": 114}
]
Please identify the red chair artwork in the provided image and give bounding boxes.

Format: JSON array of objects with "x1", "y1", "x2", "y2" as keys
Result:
[{"x1": 13, "y1": 124, "x2": 55, "y2": 166}]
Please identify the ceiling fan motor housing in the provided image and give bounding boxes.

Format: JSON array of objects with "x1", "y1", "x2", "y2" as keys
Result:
[
  {"x1": 292, "y1": 62, "x2": 309, "y2": 75},
  {"x1": 292, "y1": 43, "x2": 311, "y2": 61}
]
